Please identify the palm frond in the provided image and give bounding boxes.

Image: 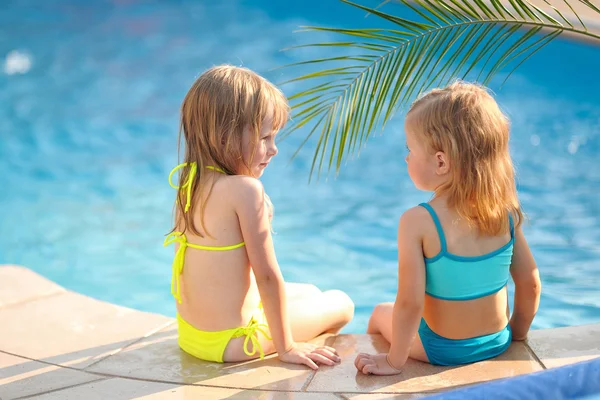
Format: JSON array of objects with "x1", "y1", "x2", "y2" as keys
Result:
[{"x1": 279, "y1": 0, "x2": 600, "y2": 180}]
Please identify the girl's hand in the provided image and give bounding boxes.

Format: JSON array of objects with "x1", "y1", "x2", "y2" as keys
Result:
[
  {"x1": 278, "y1": 342, "x2": 341, "y2": 370},
  {"x1": 354, "y1": 353, "x2": 403, "y2": 375}
]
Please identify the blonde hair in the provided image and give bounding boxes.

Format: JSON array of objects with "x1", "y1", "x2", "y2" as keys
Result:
[
  {"x1": 407, "y1": 81, "x2": 523, "y2": 235},
  {"x1": 174, "y1": 65, "x2": 289, "y2": 236}
]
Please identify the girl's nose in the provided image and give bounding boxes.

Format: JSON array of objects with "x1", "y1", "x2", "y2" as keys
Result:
[{"x1": 269, "y1": 143, "x2": 278, "y2": 156}]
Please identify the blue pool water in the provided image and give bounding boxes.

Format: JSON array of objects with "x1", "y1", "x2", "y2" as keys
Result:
[{"x1": 1, "y1": 0, "x2": 599, "y2": 333}]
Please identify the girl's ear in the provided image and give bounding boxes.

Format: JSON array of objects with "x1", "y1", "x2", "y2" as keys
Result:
[{"x1": 435, "y1": 151, "x2": 450, "y2": 175}]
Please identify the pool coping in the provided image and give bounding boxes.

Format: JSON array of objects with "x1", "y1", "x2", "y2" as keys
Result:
[{"x1": 1, "y1": 264, "x2": 599, "y2": 399}]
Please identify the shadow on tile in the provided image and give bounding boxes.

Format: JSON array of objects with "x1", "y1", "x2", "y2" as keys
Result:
[
  {"x1": 341, "y1": 393, "x2": 431, "y2": 399},
  {"x1": 29, "y1": 377, "x2": 342, "y2": 400},
  {"x1": 306, "y1": 334, "x2": 543, "y2": 394},
  {"x1": 0, "y1": 352, "x2": 105, "y2": 400},
  {"x1": 86, "y1": 327, "x2": 337, "y2": 391},
  {"x1": 0, "y1": 291, "x2": 174, "y2": 369},
  {"x1": 0, "y1": 330, "x2": 173, "y2": 379},
  {"x1": 0, "y1": 329, "x2": 175, "y2": 399},
  {"x1": 1, "y1": 327, "x2": 338, "y2": 397}
]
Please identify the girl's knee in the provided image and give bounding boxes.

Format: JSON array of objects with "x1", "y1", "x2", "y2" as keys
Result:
[
  {"x1": 367, "y1": 302, "x2": 393, "y2": 334},
  {"x1": 304, "y1": 283, "x2": 322, "y2": 296},
  {"x1": 375, "y1": 302, "x2": 394, "y2": 313},
  {"x1": 370, "y1": 302, "x2": 393, "y2": 321},
  {"x1": 286, "y1": 282, "x2": 321, "y2": 299},
  {"x1": 324, "y1": 290, "x2": 355, "y2": 323}
]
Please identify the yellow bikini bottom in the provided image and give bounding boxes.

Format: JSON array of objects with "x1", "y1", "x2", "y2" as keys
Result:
[{"x1": 177, "y1": 308, "x2": 272, "y2": 363}]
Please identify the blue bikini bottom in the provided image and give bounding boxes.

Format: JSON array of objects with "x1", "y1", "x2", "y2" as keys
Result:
[{"x1": 418, "y1": 318, "x2": 512, "y2": 366}]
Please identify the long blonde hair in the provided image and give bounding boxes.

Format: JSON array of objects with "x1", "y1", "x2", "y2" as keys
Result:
[
  {"x1": 407, "y1": 81, "x2": 523, "y2": 235},
  {"x1": 174, "y1": 65, "x2": 289, "y2": 236}
]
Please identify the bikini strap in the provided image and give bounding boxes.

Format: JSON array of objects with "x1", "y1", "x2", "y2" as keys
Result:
[
  {"x1": 164, "y1": 232, "x2": 189, "y2": 304},
  {"x1": 509, "y1": 212, "x2": 515, "y2": 239},
  {"x1": 240, "y1": 319, "x2": 272, "y2": 359},
  {"x1": 168, "y1": 162, "x2": 197, "y2": 213},
  {"x1": 418, "y1": 203, "x2": 447, "y2": 253},
  {"x1": 168, "y1": 163, "x2": 228, "y2": 213},
  {"x1": 206, "y1": 165, "x2": 226, "y2": 174}
]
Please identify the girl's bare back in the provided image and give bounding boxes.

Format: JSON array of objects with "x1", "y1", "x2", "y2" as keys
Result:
[
  {"x1": 175, "y1": 173, "x2": 262, "y2": 331},
  {"x1": 421, "y1": 201, "x2": 511, "y2": 339}
]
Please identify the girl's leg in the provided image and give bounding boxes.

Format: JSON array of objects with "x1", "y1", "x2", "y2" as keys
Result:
[
  {"x1": 285, "y1": 282, "x2": 322, "y2": 300},
  {"x1": 224, "y1": 285, "x2": 354, "y2": 362},
  {"x1": 288, "y1": 289, "x2": 355, "y2": 341},
  {"x1": 367, "y1": 302, "x2": 429, "y2": 363}
]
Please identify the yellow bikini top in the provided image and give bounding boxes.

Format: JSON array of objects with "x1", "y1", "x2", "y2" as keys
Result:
[{"x1": 164, "y1": 162, "x2": 245, "y2": 303}]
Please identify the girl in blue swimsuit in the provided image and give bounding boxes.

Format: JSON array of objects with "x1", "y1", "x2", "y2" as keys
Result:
[{"x1": 355, "y1": 81, "x2": 542, "y2": 375}]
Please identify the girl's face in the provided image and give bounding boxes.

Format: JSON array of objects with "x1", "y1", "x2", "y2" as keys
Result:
[
  {"x1": 404, "y1": 116, "x2": 449, "y2": 192},
  {"x1": 241, "y1": 112, "x2": 278, "y2": 178}
]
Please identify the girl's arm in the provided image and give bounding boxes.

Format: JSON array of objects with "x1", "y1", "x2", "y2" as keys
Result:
[
  {"x1": 235, "y1": 178, "x2": 293, "y2": 354},
  {"x1": 355, "y1": 207, "x2": 426, "y2": 375},
  {"x1": 509, "y1": 227, "x2": 541, "y2": 340},
  {"x1": 235, "y1": 177, "x2": 339, "y2": 369},
  {"x1": 388, "y1": 208, "x2": 427, "y2": 368}
]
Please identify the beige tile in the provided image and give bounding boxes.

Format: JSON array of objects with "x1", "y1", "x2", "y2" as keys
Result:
[
  {"x1": 1, "y1": 351, "x2": 29, "y2": 371},
  {"x1": 0, "y1": 265, "x2": 65, "y2": 309},
  {"x1": 33, "y1": 377, "x2": 341, "y2": 400},
  {"x1": 181, "y1": 390, "x2": 341, "y2": 399},
  {"x1": 527, "y1": 324, "x2": 600, "y2": 369},
  {"x1": 137, "y1": 386, "x2": 342, "y2": 399},
  {"x1": 0, "y1": 291, "x2": 174, "y2": 369},
  {"x1": 0, "y1": 352, "x2": 104, "y2": 400},
  {"x1": 495, "y1": 1, "x2": 600, "y2": 41},
  {"x1": 529, "y1": 0, "x2": 600, "y2": 27},
  {"x1": 28, "y1": 378, "x2": 175, "y2": 400},
  {"x1": 219, "y1": 392, "x2": 341, "y2": 400},
  {"x1": 306, "y1": 334, "x2": 543, "y2": 394},
  {"x1": 341, "y1": 393, "x2": 429, "y2": 399},
  {"x1": 88, "y1": 328, "x2": 336, "y2": 391}
]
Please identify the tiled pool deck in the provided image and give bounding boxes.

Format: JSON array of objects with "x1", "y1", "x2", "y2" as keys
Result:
[{"x1": 1, "y1": 265, "x2": 599, "y2": 399}]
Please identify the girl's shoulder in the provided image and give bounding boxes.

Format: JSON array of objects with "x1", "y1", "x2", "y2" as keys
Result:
[
  {"x1": 215, "y1": 175, "x2": 267, "y2": 208},
  {"x1": 224, "y1": 174, "x2": 264, "y2": 195},
  {"x1": 398, "y1": 204, "x2": 442, "y2": 242},
  {"x1": 209, "y1": 173, "x2": 262, "y2": 189},
  {"x1": 399, "y1": 205, "x2": 433, "y2": 232},
  {"x1": 401, "y1": 204, "x2": 433, "y2": 222}
]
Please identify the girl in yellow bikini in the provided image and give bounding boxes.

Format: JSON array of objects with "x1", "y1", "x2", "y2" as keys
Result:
[{"x1": 164, "y1": 65, "x2": 354, "y2": 369}]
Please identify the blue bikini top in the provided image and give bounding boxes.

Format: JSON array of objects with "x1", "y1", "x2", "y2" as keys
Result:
[{"x1": 419, "y1": 203, "x2": 514, "y2": 301}]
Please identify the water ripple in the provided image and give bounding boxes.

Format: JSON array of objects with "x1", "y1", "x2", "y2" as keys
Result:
[{"x1": 1, "y1": 0, "x2": 599, "y2": 333}]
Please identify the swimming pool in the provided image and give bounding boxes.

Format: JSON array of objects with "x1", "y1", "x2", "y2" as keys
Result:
[{"x1": 2, "y1": 0, "x2": 599, "y2": 333}]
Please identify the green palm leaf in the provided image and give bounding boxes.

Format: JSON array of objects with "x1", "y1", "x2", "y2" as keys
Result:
[{"x1": 279, "y1": 0, "x2": 600, "y2": 180}]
